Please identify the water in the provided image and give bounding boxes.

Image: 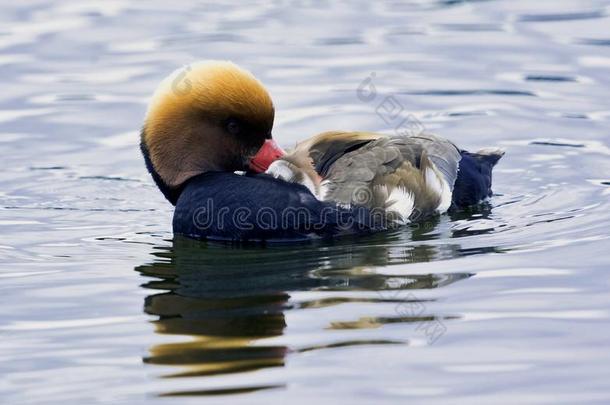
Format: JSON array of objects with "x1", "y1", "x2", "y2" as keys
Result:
[{"x1": 1, "y1": 0, "x2": 610, "y2": 403}]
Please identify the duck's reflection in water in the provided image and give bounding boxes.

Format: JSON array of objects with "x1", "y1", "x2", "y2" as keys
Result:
[{"x1": 135, "y1": 226, "x2": 487, "y2": 396}]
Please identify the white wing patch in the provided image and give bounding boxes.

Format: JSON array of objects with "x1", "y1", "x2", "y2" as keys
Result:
[
  {"x1": 266, "y1": 160, "x2": 295, "y2": 182},
  {"x1": 386, "y1": 187, "x2": 415, "y2": 225},
  {"x1": 266, "y1": 160, "x2": 319, "y2": 197},
  {"x1": 300, "y1": 173, "x2": 317, "y2": 197},
  {"x1": 317, "y1": 179, "x2": 330, "y2": 201},
  {"x1": 436, "y1": 177, "x2": 452, "y2": 213},
  {"x1": 424, "y1": 166, "x2": 452, "y2": 213}
]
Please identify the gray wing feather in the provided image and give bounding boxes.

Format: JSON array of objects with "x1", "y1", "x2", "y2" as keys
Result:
[
  {"x1": 408, "y1": 133, "x2": 461, "y2": 191},
  {"x1": 321, "y1": 132, "x2": 461, "y2": 206}
]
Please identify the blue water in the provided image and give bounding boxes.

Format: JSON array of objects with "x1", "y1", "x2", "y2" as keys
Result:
[{"x1": 1, "y1": 0, "x2": 610, "y2": 403}]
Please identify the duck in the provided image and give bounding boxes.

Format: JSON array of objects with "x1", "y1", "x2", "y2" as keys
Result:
[{"x1": 140, "y1": 60, "x2": 504, "y2": 242}]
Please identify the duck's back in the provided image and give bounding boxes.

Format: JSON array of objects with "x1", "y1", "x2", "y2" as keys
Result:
[{"x1": 305, "y1": 133, "x2": 460, "y2": 222}]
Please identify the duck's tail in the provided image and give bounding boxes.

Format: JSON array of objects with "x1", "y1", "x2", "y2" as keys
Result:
[{"x1": 451, "y1": 148, "x2": 505, "y2": 208}]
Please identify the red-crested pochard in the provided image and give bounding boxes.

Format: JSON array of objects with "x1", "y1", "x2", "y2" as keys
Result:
[{"x1": 140, "y1": 61, "x2": 503, "y2": 242}]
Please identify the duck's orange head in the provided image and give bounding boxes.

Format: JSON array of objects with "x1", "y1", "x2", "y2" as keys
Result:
[{"x1": 141, "y1": 61, "x2": 283, "y2": 204}]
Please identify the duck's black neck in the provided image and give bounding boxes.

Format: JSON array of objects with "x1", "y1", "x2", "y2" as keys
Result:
[{"x1": 140, "y1": 136, "x2": 183, "y2": 206}]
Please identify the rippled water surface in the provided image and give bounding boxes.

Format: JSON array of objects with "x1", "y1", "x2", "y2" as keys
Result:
[{"x1": 1, "y1": 0, "x2": 610, "y2": 403}]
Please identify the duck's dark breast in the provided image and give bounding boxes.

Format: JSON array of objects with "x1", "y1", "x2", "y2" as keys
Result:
[{"x1": 173, "y1": 172, "x2": 384, "y2": 242}]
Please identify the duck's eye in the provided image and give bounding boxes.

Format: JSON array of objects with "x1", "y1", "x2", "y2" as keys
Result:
[{"x1": 226, "y1": 119, "x2": 241, "y2": 136}]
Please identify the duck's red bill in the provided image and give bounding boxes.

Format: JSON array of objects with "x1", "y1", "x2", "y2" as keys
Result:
[{"x1": 249, "y1": 139, "x2": 285, "y2": 173}]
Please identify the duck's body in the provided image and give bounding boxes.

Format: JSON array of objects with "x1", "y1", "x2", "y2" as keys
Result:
[{"x1": 140, "y1": 61, "x2": 504, "y2": 242}]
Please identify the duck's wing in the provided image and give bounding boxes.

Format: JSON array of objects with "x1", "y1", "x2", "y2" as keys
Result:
[
  {"x1": 317, "y1": 132, "x2": 462, "y2": 219},
  {"x1": 292, "y1": 131, "x2": 382, "y2": 177},
  {"x1": 407, "y1": 133, "x2": 462, "y2": 195}
]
